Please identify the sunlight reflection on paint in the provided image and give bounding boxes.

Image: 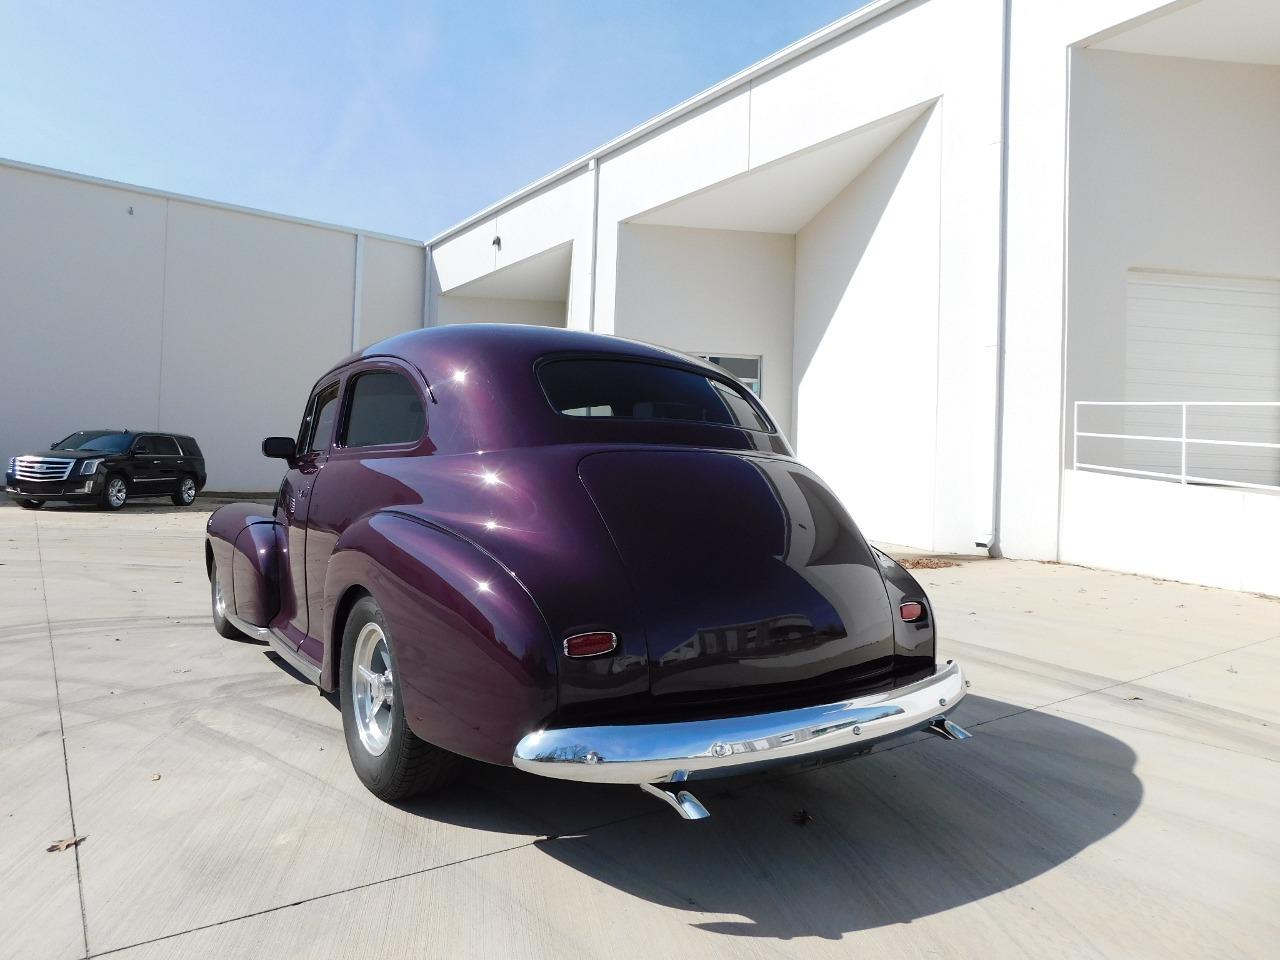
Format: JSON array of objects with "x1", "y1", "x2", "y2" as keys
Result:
[
  {"x1": 475, "y1": 580, "x2": 491, "y2": 593},
  {"x1": 453, "y1": 369, "x2": 468, "y2": 383}
]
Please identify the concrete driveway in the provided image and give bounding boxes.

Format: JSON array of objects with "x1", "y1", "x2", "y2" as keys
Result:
[{"x1": 2, "y1": 500, "x2": 1277, "y2": 959}]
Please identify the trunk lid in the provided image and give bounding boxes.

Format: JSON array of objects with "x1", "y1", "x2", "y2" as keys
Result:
[{"x1": 578, "y1": 449, "x2": 896, "y2": 713}]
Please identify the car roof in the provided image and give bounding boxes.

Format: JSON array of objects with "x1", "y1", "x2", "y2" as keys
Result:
[
  {"x1": 340, "y1": 323, "x2": 721, "y2": 381},
  {"x1": 305, "y1": 323, "x2": 784, "y2": 458}
]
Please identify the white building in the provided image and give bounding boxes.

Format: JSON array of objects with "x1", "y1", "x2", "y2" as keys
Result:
[{"x1": 2, "y1": 0, "x2": 1277, "y2": 595}]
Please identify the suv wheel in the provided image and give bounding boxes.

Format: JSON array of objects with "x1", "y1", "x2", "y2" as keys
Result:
[
  {"x1": 100, "y1": 475, "x2": 128, "y2": 511},
  {"x1": 340, "y1": 596, "x2": 458, "y2": 801},
  {"x1": 172, "y1": 476, "x2": 197, "y2": 507},
  {"x1": 16, "y1": 499, "x2": 44, "y2": 510}
]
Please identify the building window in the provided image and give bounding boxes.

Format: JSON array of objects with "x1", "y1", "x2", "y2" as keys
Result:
[{"x1": 698, "y1": 354, "x2": 762, "y2": 397}]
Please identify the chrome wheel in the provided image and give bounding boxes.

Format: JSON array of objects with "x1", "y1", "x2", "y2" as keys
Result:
[
  {"x1": 107, "y1": 477, "x2": 127, "y2": 508},
  {"x1": 179, "y1": 477, "x2": 196, "y2": 504},
  {"x1": 351, "y1": 622, "x2": 394, "y2": 756}
]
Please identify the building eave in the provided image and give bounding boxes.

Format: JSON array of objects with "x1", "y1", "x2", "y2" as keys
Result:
[
  {"x1": 425, "y1": 0, "x2": 914, "y2": 248},
  {"x1": 0, "y1": 155, "x2": 425, "y2": 247}
]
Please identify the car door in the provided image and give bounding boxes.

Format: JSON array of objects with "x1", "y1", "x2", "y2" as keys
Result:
[
  {"x1": 274, "y1": 379, "x2": 342, "y2": 651},
  {"x1": 300, "y1": 362, "x2": 429, "y2": 664},
  {"x1": 150, "y1": 435, "x2": 183, "y2": 492},
  {"x1": 128, "y1": 435, "x2": 162, "y2": 490}
]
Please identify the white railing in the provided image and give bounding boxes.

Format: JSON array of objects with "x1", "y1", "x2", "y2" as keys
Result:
[{"x1": 1073, "y1": 401, "x2": 1280, "y2": 493}]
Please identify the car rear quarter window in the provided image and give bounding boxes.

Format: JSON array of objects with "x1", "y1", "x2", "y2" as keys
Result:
[
  {"x1": 176, "y1": 437, "x2": 202, "y2": 458},
  {"x1": 538, "y1": 359, "x2": 773, "y2": 432},
  {"x1": 343, "y1": 370, "x2": 425, "y2": 447},
  {"x1": 151, "y1": 436, "x2": 181, "y2": 456}
]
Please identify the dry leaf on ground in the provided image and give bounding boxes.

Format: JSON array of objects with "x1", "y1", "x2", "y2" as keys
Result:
[{"x1": 46, "y1": 835, "x2": 86, "y2": 853}]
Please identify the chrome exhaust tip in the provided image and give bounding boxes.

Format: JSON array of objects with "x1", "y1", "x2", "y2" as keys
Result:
[
  {"x1": 640, "y1": 771, "x2": 711, "y2": 820},
  {"x1": 927, "y1": 716, "x2": 972, "y2": 741}
]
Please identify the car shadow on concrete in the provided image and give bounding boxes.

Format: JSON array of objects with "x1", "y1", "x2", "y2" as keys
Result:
[
  {"x1": 412, "y1": 696, "x2": 1142, "y2": 939},
  {"x1": 25, "y1": 501, "x2": 205, "y2": 516}
]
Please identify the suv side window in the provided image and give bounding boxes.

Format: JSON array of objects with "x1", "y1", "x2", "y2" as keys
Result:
[
  {"x1": 176, "y1": 437, "x2": 202, "y2": 458},
  {"x1": 152, "y1": 436, "x2": 181, "y2": 456},
  {"x1": 303, "y1": 382, "x2": 342, "y2": 454},
  {"x1": 132, "y1": 436, "x2": 152, "y2": 455},
  {"x1": 343, "y1": 371, "x2": 425, "y2": 448}
]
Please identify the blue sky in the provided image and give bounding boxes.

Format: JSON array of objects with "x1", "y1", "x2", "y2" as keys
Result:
[{"x1": 1, "y1": 1, "x2": 868, "y2": 240}]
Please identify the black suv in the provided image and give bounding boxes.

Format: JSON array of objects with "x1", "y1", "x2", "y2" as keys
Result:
[{"x1": 6, "y1": 430, "x2": 207, "y2": 510}]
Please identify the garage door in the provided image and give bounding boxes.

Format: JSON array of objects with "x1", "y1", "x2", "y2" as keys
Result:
[{"x1": 1123, "y1": 270, "x2": 1280, "y2": 487}]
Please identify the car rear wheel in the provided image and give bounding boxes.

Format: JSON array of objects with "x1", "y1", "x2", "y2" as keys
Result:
[
  {"x1": 16, "y1": 499, "x2": 43, "y2": 510},
  {"x1": 209, "y1": 559, "x2": 245, "y2": 639},
  {"x1": 171, "y1": 476, "x2": 197, "y2": 507},
  {"x1": 340, "y1": 595, "x2": 458, "y2": 801},
  {"x1": 100, "y1": 475, "x2": 128, "y2": 511}
]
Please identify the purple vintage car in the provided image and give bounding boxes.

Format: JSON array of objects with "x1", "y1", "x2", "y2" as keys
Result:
[{"x1": 205, "y1": 324, "x2": 970, "y2": 819}]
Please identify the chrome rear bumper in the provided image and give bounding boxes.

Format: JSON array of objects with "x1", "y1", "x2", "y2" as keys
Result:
[{"x1": 513, "y1": 659, "x2": 969, "y2": 786}]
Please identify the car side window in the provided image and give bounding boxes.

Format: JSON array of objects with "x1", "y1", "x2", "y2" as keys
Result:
[
  {"x1": 342, "y1": 370, "x2": 425, "y2": 448},
  {"x1": 304, "y1": 382, "x2": 342, "y2": 454},
  {"x1": 133, "y1": 437, "x2": 152, "y2": 455},
  {"x1": 152, "y1": 436, "x2": 181, "y2": 456}
]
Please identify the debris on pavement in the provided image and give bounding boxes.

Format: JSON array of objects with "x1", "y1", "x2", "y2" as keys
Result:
[
  {"x1": 897, "y1": 557, "x2": 958, "y2": 570},
  {"x1": 46, "y1": 836, "x2": 86, "y2": 853}
]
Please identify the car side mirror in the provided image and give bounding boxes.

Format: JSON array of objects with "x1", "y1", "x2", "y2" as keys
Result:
[{"x1": 262, "y1": 436, "x2": 297, "y2": 465}]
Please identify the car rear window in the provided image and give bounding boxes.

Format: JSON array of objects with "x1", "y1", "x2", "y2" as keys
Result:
[{"x1": 538, "y1": 359, "x2": 773, "y2": 432}]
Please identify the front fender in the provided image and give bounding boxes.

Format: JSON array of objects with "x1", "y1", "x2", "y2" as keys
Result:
[
  {"x1": 206, "y1": 502, "x2": 280, "y2": 626},
  {"x1": 324, "y1": 512, "x2": 558, "y2": 766}
]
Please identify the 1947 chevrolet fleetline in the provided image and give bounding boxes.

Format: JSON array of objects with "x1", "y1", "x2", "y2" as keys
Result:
[{"x1": 206, "y1": 324, "x2": 970, "y2": 819}]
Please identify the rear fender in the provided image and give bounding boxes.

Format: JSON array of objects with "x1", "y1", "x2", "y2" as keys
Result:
[
  {"x1": 872, "y1": 548, "x2": 937, "y2": 685},
  {"x1": 323, "y1": 512, "x2": 557, "y2": 765}
]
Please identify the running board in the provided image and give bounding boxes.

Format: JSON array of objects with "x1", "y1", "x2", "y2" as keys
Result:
[
  {"x1": 639, "y1": 772, "x2": 711, "y2": 820},
  {"x1": 225, "y1": 610, "x2": 322, "y2": 685}
]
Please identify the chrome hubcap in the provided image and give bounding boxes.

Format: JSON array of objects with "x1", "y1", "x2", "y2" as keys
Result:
[
  {"x1": 181, "y1": 478, "x2": 195, "y2": 502},
  {"x1": 352, "y1": 623, "x2": 394, "y2": 756},
  {"x1": 108, "y1": 479, "x2": 126, "y2": 507}
]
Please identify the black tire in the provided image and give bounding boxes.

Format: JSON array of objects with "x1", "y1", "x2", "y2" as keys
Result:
[
  {"x1": 100, "y1": 474, "x2": 128, "y2": 511},
  {"x1": 16, "y1": 499, "x2": 44, "y2": 510},
  {"x1": 209, "y1": 559, "x2": 245, "y2": 639},
  {"x1": 340, "y1": 595, "x2": 458, "y2": 801},
  {"x1": 172, "y1": 475, "x2": 198, "y2": 507}
]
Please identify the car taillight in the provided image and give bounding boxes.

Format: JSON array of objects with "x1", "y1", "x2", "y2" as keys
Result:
[
  {"x1": 563, "y1": 632, "x2": 618, "y2": 657},
  {"x1": 900, "y1": 601, "x2": 925, "y2": 622}
]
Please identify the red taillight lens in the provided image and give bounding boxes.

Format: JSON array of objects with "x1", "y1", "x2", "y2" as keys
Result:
[
  {"x1": 900, "y1": 601, "x2": 925, "y2": 622},
  {"x1": 563, "y1": 632, "x2": 618, "y2": 657}
]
